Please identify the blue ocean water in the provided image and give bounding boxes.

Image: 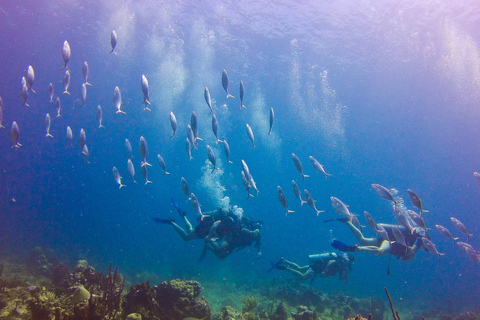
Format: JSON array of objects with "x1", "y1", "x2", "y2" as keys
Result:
[{"x1": 1, "y1": 0, "x2": 480, "y2": 313}]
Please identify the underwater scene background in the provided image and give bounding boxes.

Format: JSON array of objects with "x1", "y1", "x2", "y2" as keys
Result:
[{"x1": 1, "y1": 0, "x2": 480, "y2": 318}]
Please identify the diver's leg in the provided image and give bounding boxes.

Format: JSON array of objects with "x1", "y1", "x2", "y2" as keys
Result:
[
  {"x1": 284, "y1": 266, "x2": 315, "y2": 280},
  {"x1": 170, "y1": 217, "x2": 195, "y2": 241},
  {"x1": 345, "y1": 221, "x2": 378, "y2": 246},
  {"x1": 355, "y1": 240, "x2": 391, "y2": 256},
  {"x1": 282, "y1": 259, "x2": 309, "y2": 272}
]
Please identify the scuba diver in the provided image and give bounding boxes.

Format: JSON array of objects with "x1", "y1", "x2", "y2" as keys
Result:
[
  {"x1": 269, "y1": 252, "x2": 354, "y2": 283},
  {"x1": 153, "y1": 198, "x2": 262, "y2": 260}
]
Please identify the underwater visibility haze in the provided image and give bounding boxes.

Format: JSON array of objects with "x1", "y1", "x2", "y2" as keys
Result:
[{"x1": 1, "y1": 0, "x2": 480, "y2": 318}]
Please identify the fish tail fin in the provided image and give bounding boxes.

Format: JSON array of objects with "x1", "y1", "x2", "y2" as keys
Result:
[
  {"x1": 0, "y1": 124, "x2": 4, "y2": 129},
  {"x1": 468, "y1": 234, "x2": 473, "y2": 242},
  {"x1": 60, "y1": 65, "x2": 66, "y2": 70},
  {"x1": 85, "y1": 82, "x2": 92, "y2": 86},
  {"x1": 228, "y1": 160, "x2": 233, "y2": 164},
  {"x1": 146, "y1": 162, "x2": 152, "y2": 167},
  {"x1": 227, "y1": 93, "x2": 235, "y2": 99},
  {"x1": 286, "y1": 209, "x2": 295, "y2": 216},
  {"x1": 145, "y1": 180, "x2": 153, "y2": 185},
  {"x1": 304, "y1": 174, "x2": 310, "y2": 179},
  {"x1": 144, "y1": 107, "x2": 152, "y2": 111},
  {"x1": 99, "y1": 125, "x2": 105, "y2": 129},
  {"x1": 197, "y1": 137, "x2": 204, "y2": 141},
  {"x1": 49, "y1": 99, "x2": 54, "y2": 104},
  {"x1": 116, "y1": 110, "x2": 126, "y2": 114},
  {"x1": 438, "y1": 253, "x2": 445, "y2": 260},
  {"x1": 453, "y1": 237, "x2": 459, "y2": 245},
  {"x1": 300, "y1": 200, "x2": 306, "y2": 206},
  {"x1": 241, "y1": 104, "x2": 246, "y2": 109},
  {"x1": 25, "y1": 103, "x2": 30, "y2": 107},
  {"x1": 316, "y1": 210, "x2": 325, "y2": 217},
  {"x1": 189, "y1": 156, "x2": 194, "y2": 161},
  {"x1": 268, "y1": 131, "x2": 272, "y2": 135},
  {"x1": 326, "y1": 173, "x2": 332, "y2": 181},
  {"x1": 63, "y1": 90, "x2": 70, "y2": 95},
  {"x1": 57, "y1": 114, "x2": 62, "y2": 118},
  {"x1": 31, "y1": 88, "x2": 36, "y2": 93},
  {"x1": 165, "y1": 171, "x2": 170, "y2": 175},
  {"x1": 119, "y1": 184, "x2": 126, "y2": 189},
  {"x1": 46, "y1": 133, "x2": 53, "y2": 138}
]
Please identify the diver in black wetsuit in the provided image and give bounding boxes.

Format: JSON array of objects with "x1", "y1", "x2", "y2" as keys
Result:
[
  {"x1": 331, "y1": 220, "x2": 427, "y2": 261},
  {"x1": 271, "y1": 252, "x2": 354, "y2": 283}
]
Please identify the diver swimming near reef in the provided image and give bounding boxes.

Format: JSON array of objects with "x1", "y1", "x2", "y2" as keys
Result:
[
  {"x1": 269, "y1": 252, "x2": 354, "y2": 283},
  {"x1": 153, "y1": 198, "x2": 262, "y2": 260}
]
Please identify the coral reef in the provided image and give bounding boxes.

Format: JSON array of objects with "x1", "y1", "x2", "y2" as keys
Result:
[{"x1": 241, "y1": 295, "x2": 259, "y2": 314}]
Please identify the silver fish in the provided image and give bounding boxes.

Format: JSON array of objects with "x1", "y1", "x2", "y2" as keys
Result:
[
  {"x1": 474, "y1": 172, "x2": 480, "y2": 186},
  {"x1": 112, "y1": 166, "x2": 126, "y2": 189},
  {"x1": 26, "y1": 65, "x2": 35, "y2": 92},
  {"x1": 212, "y1": 114, "x2": 222, "y2": 144},
  {"x1": 82, "y1": 61, "x2": 91, "y2": 86},
  {"x1": 48, "y1": 83, "x2": 54, "y2": 103},
  {"x1": 20, "y1": 79, "x2": 29, "y2": 107},
  {"x1": 457, "y1": 241, "x2": 475, "y2": 252},
  {"x1": 292, "y1": 153, "x2": 309, "y2": 180},
  {"x1": 190, "y1": 111, "x2": 201, "y2": 144},
  {"x1": 376, "y1": 224, "x2": 391, "y2": 243},
  {"x1": 422, "y1": 237, "x2": 444, "y2": 259},
  {"x1": 113, "y1": 86, "x2": 125, "y2": 114},
  {"x1": 239, "y1": 80, "x2": 246, "y2": 109},
  {"x1": 125, "y1": 139, "x2": 133, "y2": 158},
  {"x1": 79, "y1": 129, "x2": 86, "y2": 154},
  {"x1": 351, "y1": 216, "x2": 364, "y2": 231},
  {"x1": 435, "y1": 225, "x2": 458, "y2": 244},
  {"x1": 187, "y1": 125, "x2": 196, "y2": 149},
  {"x1": 241, "y1": 171, "x2": 253, "y2": 199},
  {"x1": 222, "y1": 69, "x2": 234, "y2": 99},
  {"x1": 80, "y1": 83, "x2": 87, "y2": 107},
  {"x1": 60, "y1": 40, "x2": 71, "y2": 70},
  {"x1": 191, "y1": 193, "x2": 205, "y2": 219},
  {"x1": 304, "y1": 189, "x2": 324, "y2": 216},
  {"x1": 141, "y1": 74, "x2": 151, "y2": 110},
  {"x1": 394, "y1": 207, "x2": 412, "y2": 231},
  {"x1": 127, "y1": 159, "x2": 136, "y2": 183},
  {"x1": 292, "y1": 180, "x2": 306, "y2": 206},
  {"x1": 44, "y1": 113, "x2": 53, "y2": 138},
  {"x1": 62, "y1": 70, "x2": 71, "y2": 95},
  {"x1": 170, "y1": 112, "x2": 177, "y2": 138},
  {"x1": 110, "y1": 30, "x2": 117, "y2": 54},
  {"x1": 249, "y1": 176, "x2": 260, "y2": 196},
  {"x1": 371, "y1": 184, "x2": 396, "y2": 203},
  {"x1": 364, "y1": 211, "x2": 377, "y2": 232},
  {"x1": 221, "y1": 140, "x2": 232, "y2": 164},
  {"x1": 246, "y1": 124, "x2": 255, "y2": 148},
  {"x1": 330, "y1": 197, "x2": 351, "y2": 218},
  {"x1": 392, "y1": 226, "x2": 407, "y2": 247},
  {"x1": 407, "y1": 189, "x2": 426, "y2": 215},
  {"x1": 277, "y1": 186, "x2": 294, "y2": 216},
  {"x1": 269, "y1": 107, "x2": 274, "y2": 135},
  {"x1": 465, "y1": 247, "x2": 480, "y2": 263},
  {"x1": 139, "y1": 136, "x2": 151, "y2": 167},
  {"x1": 450, "y1": 217, "x2": 473, "y2": 242},
  {"x1": 10, "y1": 121, "x2": 21, "y2": 148},
  {"x1": 206, "y1": 145, "x2": 216, "y2": 173},
  {"x1": 204, "y1": 87, "x2": 213, "y2": 114},
  {"x1": 96, "y1": 105, "x2": 104, "y2": 128},
  {"x1": 181, "y1": 177, "x2": 191, "y2": 202},
  {"x1": 141, "y1": 164, "x2": 152, "y2": 185},
  {"x1": 309, "y1": 156, "x2": 331, "y2": 180},
  {"x1": 82, "y1": 144, "x2": 90, "y2": 165},
  {"x1": 185, "y1": 138, "x2": 193, "y2": 161},
  {"x1": 241, "y1": 159, "x2": 251, "y2": 180},
  {"x1": 0, "y1": 97, "x2": 4, "y2": 128},
  {"x1": 66, "y1": 126, "x2": 72, "y2": 148},
  {"x1": 407, "y1": 210, "x2": 426, "y2": 229},
  {"x1": 55, "y1": 97, "x2": 62, "y2": 117},
  {"x1": 157, "y1": 154, "x2": 170, "y2": 176}
]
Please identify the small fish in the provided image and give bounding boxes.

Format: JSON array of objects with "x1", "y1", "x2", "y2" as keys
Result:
[
  {"x1": 0, "y1": 97, "x2": 4, "y2": 128},
  {"x1": 422, "y1": 237, "x2": 444, "y2": 259},
  {"x1": 241, "y1": 159, "x2": 251, "y2": 180},
  {"x1": 304, "y1": 189, "x2": 324, "y2": 216},
  {"x1": 239, "y1": 80, "x2": 246, "y2": 109},
  {"x1": 141, "y1": 74, "x2": 151, "y2": 110},
  {"x1": 170, "y1": 112, "x2": 177, "y2": 138},
  {"x1": 82, "y1": 61, "x2": 91, "y2": 86},
  {"x1": 407, "y1": 189, "x2": 427, "y2": 216},
  {"x1": 222, "y1": 69, "x2": 234, "y2": 99},
  {"x1": 206, "y1": 145, "x2": 216, "y2": 173},
  {"x1": 181, "y1": 177, "x2": 191, "y2": 202},
  {"x1": 66, "y1": 126, "x2": 73, "y2": 148},
  {"x1": 60, "y1": 40, "x2": 71, "y2": 70},
  {"x1": 139, "y1": 136, "x2": 151, "y2": 167},
  {"x1": 191, "y1": 193, "x2": 205, "y2": 219},
  {"x1": 185, "y1": 138, "x2": 193, "y2": 161},
  {"x1": 292, "y1": 153, "x2": 309, "y2": 180},
  {"x1": 44, "y1": 113, "x2": 53, "y2": 138},
  {"x1": 457, "y1": 241, "x2": 475, "y2": 252},
  {"x1": 364, "y1": 211, "x2": 377, "y2": 232},
  {"x1": 204, "y1": 87, "x2": 213, "y2": 114},
  {"x1": 20, "y1": 80, "x2": 29, "y2": 107},
  {"x1": 127, "y1": 159, "x2": 136, "y2": 183},
  {"x1": 113, "y1": 86, "x2": 126, "y2": 114},
  {"x1": 474, "y1": 172, "x2": 480, "y2": 186},
  {"x1": 309, "y1": 156, "x2": 332, "y2": 180},
  {"x1": 277, "y1": 186, "x2": 294, "y2": 216},
  {"x1": 110, "y1": 30, "x2": 117, "y2": 54},
  {"x1": 246, "y1": 124, "x2": 255, "y2": 148},
  {"x1": 330, "y1": 197, "x2": 351, "y2": 218},
  {"x1": 112, "y1": 166, "x2": 126, "y2": 189},
  {"x1": 435, "y1": 225, "x2": 458, "y2": 244},
  {"x1": 372, "y1": 184, "x2": 396, "y2": 205},
  {"x1": 82, "y1": 144, "x2": 90, "y2": 164},
  {"x1": 190, "y1": 111, "x2": 202, "y2": 144},
  {"x1": 62, "y1": 70, "x2": 71, "y2": 95},
  {"x1": 80, "y1": 83, "x2": 87, "y2": 107},
  {"x1": 377, "y1": 224, "x2": 391, "y2": 243},
  {"x1": 221, "y1": 140, "x2": 232, "y2": 164},
  {"x1": 79, "y1": 129, "x2": 86, "y2": 154},
  {"x1": 47, "y1": 83, "x2": 54, "y2": 103},
  {"x1": 465, "y1": 247, "x2": 480, "y2": 263},
  {"x1": 407, "y1": 210, "x2": 426, "y2": 229},
  {"x1": 125, "y1": 139, "x2": 133, "y2": 158},
  {"x1": 26, "y1": 65, "x2": 35, "y2": 92},
  {"x1": 269, "y1": 107, "x2": 274, "y2": 135},
  {"x1": 292, "y1": 180, "x2": 306, "y2": 206},
  {"x1": 351, "y1": 216, "x2": 364, "y2": 232},
  {"x1": 241, "y1": 171, "x2": 254, "y2": 199},
  {"x1": 96, "y1": 105, "x2": 105, "y2": 128},
  {"x1": 141, "y1": 164, "x2": 152, "y2": 185},
  {"x1": 450, "y1": 217, "x2": 473, "y2": 242},
  {"x1": 187, "y1": 125, "x2": 197, "y2": 149},
  {"x1": 249, "y1": 175, "x2": 260, "y2": 196},
  {"x1": 394, "y1": 207, "x2": 412, "y2": 231},
  {"x1": 55, "y1": 97, "x2": 62, "y2": 117},
  {"x1": 392, "y1": 226, "x2": 407, "y2": 247},
  {"x1": 10, "y1": 121, "x2": 21, "y2": 148},
  {"x1": 212, "y1": 114, "x2": 222, "y2": 144},
  {"x1": 157, "y1": 154, "x2": 170, "y2": 175}
]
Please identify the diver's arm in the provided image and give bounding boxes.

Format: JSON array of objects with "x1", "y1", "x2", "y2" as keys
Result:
[{"x1": 402, "y1": 240, "x2": 421, "y2": 261}]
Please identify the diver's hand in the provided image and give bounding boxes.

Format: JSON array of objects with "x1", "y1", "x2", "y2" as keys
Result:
[{"x1": 402, "y1": 247, "x2": 415, "y2": 261}]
